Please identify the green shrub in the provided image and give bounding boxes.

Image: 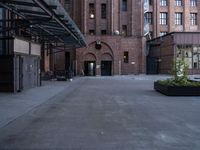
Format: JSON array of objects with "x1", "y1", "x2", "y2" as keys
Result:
[
  {"x1": 157, "y1": 59, "x2": 200, "y2": 87},
  {"x1": 172, "y1": 59, "x2": 189, "y2": 82},
  {"x1": 157, "y1": 79, "x2": 200, "y2": 87}
]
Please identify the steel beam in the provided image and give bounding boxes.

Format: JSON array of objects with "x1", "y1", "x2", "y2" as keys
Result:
[
  {"x1": 0, "y1": 0, "x2": 86, "y2": 46},
  {"x1": 32, "y1": 0, "x2": 80, "y2": 43},
  {"x1": 1, "y1": 0, "x2": 57, "y2": 9},
  {"x1": 18, "y1": 9, "x2": 64, "y2": 18},
  {"x1": 0, "y1": 2, "x2": 64, "y2": 43}
]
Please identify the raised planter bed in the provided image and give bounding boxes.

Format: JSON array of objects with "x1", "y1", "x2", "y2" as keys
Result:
[{"x1": 154, "y1": 81, "x2": 200, "y2": 96}]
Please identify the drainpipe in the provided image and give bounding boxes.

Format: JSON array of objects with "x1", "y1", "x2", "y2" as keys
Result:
[{"x1": 156, "y1": 0, "x2": 158, "y2": 37}]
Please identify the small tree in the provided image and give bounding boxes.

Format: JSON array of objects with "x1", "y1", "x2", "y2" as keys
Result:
[{"x1": 172, "y1": 59, "x2": 189, "y2": 83}]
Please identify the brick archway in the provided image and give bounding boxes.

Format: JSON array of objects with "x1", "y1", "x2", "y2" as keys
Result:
[
  {"x1": 88, "y1": 41, "x2": 114, "y2": 56},
  {"x1": 101, "y1": 53, "x2": 113, "y2": 76},
  {"x1": 78, "y1": 41, "x2": 114, "y2": 76},
  {"x1": 84, "y1": 53, "x2": 96, "y2": 61},
  {"x1": 101, "y1": 53, "x2": 113, "y2": 61},
  {"x1": 83, "y1": 53, "x2": 96, "y2": 76}
]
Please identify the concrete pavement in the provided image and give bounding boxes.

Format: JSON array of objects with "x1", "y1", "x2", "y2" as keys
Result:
[
  {"x1": 0, "y1": 78, "x2": 82, "y2": 129},
  {"x1": 0, "y1": 75, "x2": 200, "y2": 150}
]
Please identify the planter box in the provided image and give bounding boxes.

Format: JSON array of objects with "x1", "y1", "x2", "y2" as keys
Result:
[{"x1": 154, "y1": 82, "x2": 200, "y2": 96}]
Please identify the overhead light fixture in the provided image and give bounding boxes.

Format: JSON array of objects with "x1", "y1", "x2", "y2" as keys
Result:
[
  {"x1": 90, "y1": 13, "x2": 95, "y2": 19},
  {"x1": 95, "y1": 40, "x2": 101, "y2": 50}
]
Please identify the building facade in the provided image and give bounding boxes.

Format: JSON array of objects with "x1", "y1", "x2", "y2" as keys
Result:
[
  {"x1": 48, "y1": 0, "x2": 200, "y2": 76},
  {"x1": 144, "y1": 0, "x2": 200, "y2": 38},
  {"x1": 77, "y1": 0, "x2": 145, "y2": 76},
  {"x1": 72, "y1": 0, "x2": 200, "y2": 76},
  {"x1": 145, "y1": 0, "x2": 200, "y2": 74},
  {"x1": 0, "y1": 0, "x2": 86, "y2": 92},
  {"x1": 147, "y1": 32, "x2": 200, "y2": 74},
  {"x1": 55, "y1": 0, "x2": 145, "y2": 76},
  {"x1": 0, "y1": 7, "x2": 41, "y2": 92}
]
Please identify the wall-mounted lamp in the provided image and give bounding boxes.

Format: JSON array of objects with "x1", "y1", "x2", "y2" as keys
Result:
[{"x1": 90, "y1": 13, "x2": 95, "y2": 19}]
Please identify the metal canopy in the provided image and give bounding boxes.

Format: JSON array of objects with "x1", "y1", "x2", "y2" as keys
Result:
[{"x1": 0, "y1": 0, "x2": 86, "y2": 48}]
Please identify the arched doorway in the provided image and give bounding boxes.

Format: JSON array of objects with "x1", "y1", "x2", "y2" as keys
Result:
[
  {"x1": 101, "y1": 53, "x2": 113, "y2": 76},
  {"x1": 84, "y1": 53, "x2": 96, "y2": 76},
  {"x1": 80, "y1": 41, "x2": 114, "y2": 76}
]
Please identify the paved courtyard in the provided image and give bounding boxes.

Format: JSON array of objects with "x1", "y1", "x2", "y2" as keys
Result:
[{"x1": 0, "y1": 76, "x2": 200, "y2": 150}]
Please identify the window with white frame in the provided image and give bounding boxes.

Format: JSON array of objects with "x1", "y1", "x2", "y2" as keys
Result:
[
  {"x1": 160, "y1": 12, "x2": 168, "y2": 25},
  {"x1": 160, "y1": 0, "x2": 167, "y2": 6},
  {"x1": 190, "y1": 13, "x2": 197, "y2": 25},
  {"x1": 175, "y1": 0, "x2": 182, "y2": 6},
  {"x1": 175, "y1": 13, "x2": 183, "y2": 25},
  {"x1": 190, "y1": 0, "x2": 197, "y2": 7}
]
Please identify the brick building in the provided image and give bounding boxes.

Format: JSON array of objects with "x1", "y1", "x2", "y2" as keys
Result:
[
  {"x1": 54, "y1": 0, "x2": 145, "y2": 76},
  {"x1": 54, "y1": 0, "x2": 200, "y2": 76},
  {"x1": 145, "y1": 0, "x2": 200, "y2": 38},
  {"x1": 147, "y1": 32, "x2": 200, "y2": 74},
  {"x1": 145, "y1": 0, "x2": 200, "y2": 74}
]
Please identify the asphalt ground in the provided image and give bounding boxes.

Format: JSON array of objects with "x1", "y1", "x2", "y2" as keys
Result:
[{"x1": 0, "y1": 76, "x2": 199, "y2": 150}]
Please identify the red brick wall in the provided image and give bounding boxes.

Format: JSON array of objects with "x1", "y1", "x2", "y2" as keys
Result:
[
  {"x1": 150, "y1": 0, "x2": 200, "y2": 38},
  {"x1": 148, "y1": 33, "x2": 200, "y2": 75},
  {"x1": 71, "y1": 0, "x2": 145, "y2": 75},
  {"x1": 148, "y1": 35, "x2": 174, "y2": 74},
  {"x1": 57, "y1": 0, "x2": 200, "y2": 76},
  {"x1": 76, "y1": 35, "x2": 143, "y2": 75}
]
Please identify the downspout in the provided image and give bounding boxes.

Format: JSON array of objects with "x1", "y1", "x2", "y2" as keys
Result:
[{"x1": 156, "y1": 0, "x2": 158, "y2": 37}]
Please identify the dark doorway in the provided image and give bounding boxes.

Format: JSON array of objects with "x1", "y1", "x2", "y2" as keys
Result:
[
  {"x1": 147, "y1": 57, "x2": 159, "y2": 74},
  {"x1": 65, "y1": 52, "x2": 71, "y2": 71},
  {"x1": 101, "y1": 61, "x2": 112, "y2": 76},
  {"x1": 33, "y1": 58, "x2": 40, "y2": 86},
  {"x1": 84, "y1": 61, "x2": 96, "y2": 76},
  {"x1": 19, "y1": 56, "x2": 23, "y2": 91}
]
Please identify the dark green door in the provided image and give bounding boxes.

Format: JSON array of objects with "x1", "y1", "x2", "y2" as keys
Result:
[
  {"x1": 101, "y1": 61, "x2": 112, "y2": 76},
  {"x1": 147, "y1": 57, "x2": 159, "y2": 74}
]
